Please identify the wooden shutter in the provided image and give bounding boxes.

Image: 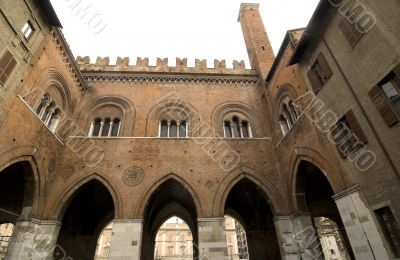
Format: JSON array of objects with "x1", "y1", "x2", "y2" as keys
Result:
[
  {"x1": 369, "y1": 86, "x2": 398, "y2": 127},
  {"x1": 339, "y1": 20, "x2": 362, "y2": 48},
  {"x1": 317, "y1": 53, "x2": 333, "y2": 80},
  {"x1": 307, "y1": 69, "x2": 321, "y2": 94},
  {"x1": 344, "y1": 110, "x2": 368, "y2": 144},
  {"x1": 0, "y1": 51, "x2": 17, "y2": 86}
]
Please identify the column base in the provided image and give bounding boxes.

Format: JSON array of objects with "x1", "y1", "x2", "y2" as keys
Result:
[{"x1": 197, "y1": 218, "x2": 228, "y2": 260}]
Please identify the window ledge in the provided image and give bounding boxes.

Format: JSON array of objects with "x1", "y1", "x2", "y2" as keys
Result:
[{"x1": 18, "y1": 95, "x2": 64, "y2": 145}]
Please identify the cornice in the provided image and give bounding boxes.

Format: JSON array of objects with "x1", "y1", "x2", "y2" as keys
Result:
[
  {"x1": 82, "y1": 72, "x2": 260, "y2": 86},
  {"x1": 50, "y1": 28, "x2": 89, "y2": 92}
]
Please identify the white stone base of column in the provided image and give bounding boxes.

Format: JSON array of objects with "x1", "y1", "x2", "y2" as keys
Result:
[
  {"x1": 6, "y1": 218, "x2": 61, "y2": 260},
  {"x1": 274, "y1": 215, "x2": 323, "y2": 260},
  {"x1": 333, "y1": 185, "x2": 391, "y2": 260},
  {"x1": 109, "y1": 219, "x2": 142, "y2": 260},
  {"x1": 197, "y1": 218, "x2": 228, "y2": 260}
]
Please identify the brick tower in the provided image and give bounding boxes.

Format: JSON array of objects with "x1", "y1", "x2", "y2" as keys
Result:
[{"x1": 238, "y1": 3, "x2": 275, "y2": 80}]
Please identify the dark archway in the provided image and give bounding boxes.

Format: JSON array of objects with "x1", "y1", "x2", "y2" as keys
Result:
[
  {"x1": 224, "y1": 179, "x2": 280, "y2": 259},
  {"x1": 0, "y1": 161, "x2": 35, "y2": 224},
  {"x1": 0, "y1": 161, "x2": 34, "y2": 257},
  {"x1": 141, "y1": 179, "x2": 198, "y2": 260},
  {"x1": 54, "y1": 180, "x2": 115, "y2": 260},
  {"x1": 296, "y1": 161, "x2": 355, "y2": 259}
]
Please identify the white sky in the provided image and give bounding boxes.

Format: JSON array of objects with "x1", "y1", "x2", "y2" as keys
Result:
[{"x1": 50, "y1": 0, "x2": 319, "y2": 68}]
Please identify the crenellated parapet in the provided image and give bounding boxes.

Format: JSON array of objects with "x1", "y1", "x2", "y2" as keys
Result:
[{"x1": 76, "y1": 56, "x2": 256, "y2": 76}]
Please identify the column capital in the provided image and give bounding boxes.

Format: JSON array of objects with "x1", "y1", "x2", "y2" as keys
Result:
[{"x1": 332, "y1": 184, "x2": 360, "y2": 201}]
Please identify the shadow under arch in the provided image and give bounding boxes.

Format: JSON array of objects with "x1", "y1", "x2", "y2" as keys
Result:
[
  {"x1": 212, "y1": 166, "x2": 284, "y2": 216},
  {"x1": 0, "y1": 158, "x2": 37, "y2": 224},
  {"x1": 292, "y1": 159, "x2": 356, "y2": 259},
  {"x1": 136, "y1": 173, "x2": 203, "y2": 218},
  {"x1": 53, "y1": 177, "x2": 117, "y2": 260},
  {"x1": 288, "y1": 147, "x2": 347, "y2": 212},
  {"x1": 0, "y1": 146, "x2": 45, "y2": 218},
  {"x1": 140, "y1": 177, "x2": 199, "y2": 260},
  {"x1": 50, "y1": 172, "x2": 122, "y2": 221}
]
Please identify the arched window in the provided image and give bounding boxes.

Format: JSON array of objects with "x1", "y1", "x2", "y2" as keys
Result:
[
  {"x1": 224, "y1": 121, "x2": 232, "y2": 138},
  {"x1": 179, "y1": 120, "x2": 187, "y2": 138},
  {"x1": 35, "y1": 94, "x2": 63, "y2": 132},
  {"x1": 91, "y1": 118, "x2": 101, "y2": 137},
  {"x1": 89, "y1": 117, "x2": 121, "y2": 137},
  {"x1": 279, "y1": 115, "x2": 289, "y2": 135},
  {"x1": 48, "y1": 108, "x2": 61, "y2": 132},
  {"x1": 279, "y1": 99, "x2": 299, "y2": 136},
  {"x1": 36, "y1": 93, "x2": 50, "y2": 117},
  {"x1": 223, "y1": 116, "x2": 252, "y2": 138},
  {"x1": 159, "y1": 119, "x2": 188, "y2": 138},
  {"x1": 111, "y1": 118, "x2": 120, "y2": 136},
  {"x1": 232, "y1": 117, "x2": 241, "y2": 138},
  {"x1": 101, "y1": 118, "x2": 111, "y2": 137},
  {"x1": 170, "y1": 120, "x2": 177, "y2": 137},
  {"x1": 160, "y1": 120, "x2": 168, "y2": 137},
  {"x1": 242, "y1": 121, "x2": 250, "y2": 138}
]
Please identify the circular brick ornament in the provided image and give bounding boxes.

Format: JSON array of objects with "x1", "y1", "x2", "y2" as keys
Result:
[{"x1": 122, "y1": 166, "x2": 144, "y2": 186}]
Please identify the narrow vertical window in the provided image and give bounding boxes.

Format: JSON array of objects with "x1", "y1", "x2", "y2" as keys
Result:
[
  {"x1": 21, "y1": 21, "x2": 34, "y2": 40},
  {"x1": 0, "y1": 50, "x2": 17, "y2": 86},
  {"x1": 36, "y1": 94, "x2": 50, "y2": 116},
  {"x1": 170, "y1": 120, "x2": 177, "y2": 137},
  {"x1": 92, "y1": 118, "x2": 101, "y2": 137},
  {"x1": 224, "y1": 121, "x2": 232, "y2": 138},
  {"x1": 160, "y1": 120, "x2": 168, "y2": 137},
  {"x1": 179, "y1": 120, "x2": 187, "y2": 138},
  {"x1": 111, "y1": 118, "x2": 120, "y2": 136},
  {"x1": 232, "y1": 117, "x2": 241, "y2": 138},
  {"x1": 279, "y1": 115, "x2": 289, "y2": 135},
  {"x1": 242, "y1": 121, "x2": 249, "y2": 138},
  {"x1": 283, "y1": 104, "x2": 293, "y2": 127},
  {"x1": 101, "y1": 118, "x2": 111, "y2": 136},
  {"x1": 48, "y1": 109, "x2": 61, "y2": 132}
]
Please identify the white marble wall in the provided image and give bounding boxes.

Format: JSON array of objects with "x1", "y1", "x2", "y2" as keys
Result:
[
  {"x1": 108, "y1": 219, "x2": 142, "y2": 260},
  {"x1": 333, "y1": 186, "x2": 391, "y2": 260},
  {"x1": 197, "y1": 218, "x2": 228, "y2": 260},
  {"x1": 6, "y1": 218, "x2": 61, "y2": 260}
]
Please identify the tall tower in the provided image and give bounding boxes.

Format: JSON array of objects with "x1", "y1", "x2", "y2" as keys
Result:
[{"x1": 238, "y1": 3, "x2": 275, "y2": 80}]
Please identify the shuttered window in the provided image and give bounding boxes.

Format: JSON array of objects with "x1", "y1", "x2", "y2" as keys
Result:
[
  {"x1": 0, "y1": 50, "x2": 17, "y2": 86},
  {"x1": 331, "y1": 110, "x2": 367, "y2": 158},
  {"x1": 369, "y1": 65, "x2": 400, "y2": 127},
  {"x1": 375, "y1": 207, "x2": 400, "y2": 257},
  {"x1": 307, "y1": 53, "x2": 333, "y2": 94},
  {"x1": 339, "y1": 19, "x2": 363, "y2": 48}
]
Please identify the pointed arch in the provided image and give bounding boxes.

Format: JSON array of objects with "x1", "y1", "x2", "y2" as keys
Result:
[
  {"x1": 50, "y1": 172, "x2": 122, "y2": 220},
  {"x1": 288, "y1": 147, "x2": 347, "y2": 212},
  {"x1": 212, "y1": 166, "x2": 285, "y2": 216},
  {"x1": 135, "y1": 173, "x2": 203, "y2": 218},
  {"x1": 0, "y1": 146, "x2": 45, "y2": 218}
]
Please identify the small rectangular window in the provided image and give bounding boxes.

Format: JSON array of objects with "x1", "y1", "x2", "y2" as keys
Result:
[
  {"x1": 330, "y1": 110, "x2": 367, "y2": 158},
  {"x1": 21, "y1": 21, "x2": 34, "y2": 40},
  {"x1": 369, "y1": 64, "x2": 400, "y2": 127},
  {"x1": 375, "y1": 207, "x2": 400, "y2": 257},
  {"x1": 0, "y1": 50, "x2": 17, "y2": 86},
  {"x1": 307, "y1": 53, "x2": 333, "y2": 94}
]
